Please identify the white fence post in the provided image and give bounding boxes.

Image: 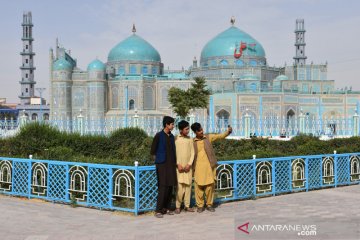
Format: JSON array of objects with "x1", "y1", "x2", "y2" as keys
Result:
[
  {"x1": 77, "y1": 111, "x2": 84, "y2": 136},
  {"x1": 353, "y1": 110, "x2": 359, "y2": 136},
  {"x1": 244, "y1": 110, "x2": 251, "y2": 138},
  {"x1": 299, "y1": 110, "x2": 305, "y2": 134}
]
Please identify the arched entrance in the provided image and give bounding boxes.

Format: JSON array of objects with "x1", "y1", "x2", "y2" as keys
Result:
[{"x1": 216, "y1": 109, "x2": 230, "y2": 128}]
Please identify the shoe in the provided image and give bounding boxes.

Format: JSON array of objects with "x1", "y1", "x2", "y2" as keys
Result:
[
  {"x1": 197, "y1": 207, "x2": 204, "y2": 213},
  {"x1": 206, "y1": 206, "x2": 215, "y2": 212},
  {"x1": 175, "y1": 208, "x2": 181, "y2": 214},
  {"x1": 166, "y1": 210, "x2": 175, "y2": 215},
  {"x1": 184, "y1": 207, "x2": 195, "y2": 212},
  {"x1": 154, "y1": 212, "x2": 164, "y2": 218}
]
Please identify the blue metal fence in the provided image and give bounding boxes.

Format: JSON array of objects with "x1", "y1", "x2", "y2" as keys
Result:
[{"x1": 0, "y1": 153, "x2": 359, "y2": 215}]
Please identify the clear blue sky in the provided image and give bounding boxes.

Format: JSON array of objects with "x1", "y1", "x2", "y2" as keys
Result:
[{"x1": 1, "y1": 0, "x2": 360, "y2": 102}]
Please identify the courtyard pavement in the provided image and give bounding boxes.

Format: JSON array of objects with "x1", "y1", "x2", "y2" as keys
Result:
[{"x1": 0, "y1": 184, "x2": 359, "y2": 240}]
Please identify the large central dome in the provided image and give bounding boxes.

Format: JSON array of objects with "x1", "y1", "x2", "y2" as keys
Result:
[
  {"x1": 107, "y1": 33, "x2": 161, "y2": 62},
  {"x1": 200, "y1": 25, "x2": 265, "y2": 61}
]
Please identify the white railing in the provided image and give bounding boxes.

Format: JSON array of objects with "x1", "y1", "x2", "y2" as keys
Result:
[{"x1": 1, "y1": 112, "x2": 359, "y2": 139}]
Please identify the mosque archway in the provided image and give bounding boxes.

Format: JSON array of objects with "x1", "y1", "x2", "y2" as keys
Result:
[
  {"x1": 31, "y1": 113, "x2": 38, "y2": 121},
  {"x1": 129, "y1": 99, "x2": 135, "y2": 110},
  {"x1": 216, "y1": 109, "x2": 230, "y2": 127}
]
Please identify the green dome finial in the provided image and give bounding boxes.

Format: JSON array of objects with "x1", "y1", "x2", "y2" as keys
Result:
[
  {"x1": 230, "y1": 16, "x2": 235, "y2": 26},
  {"x1": 132, "y1": 23, "x2": 136, "y2": 34}
]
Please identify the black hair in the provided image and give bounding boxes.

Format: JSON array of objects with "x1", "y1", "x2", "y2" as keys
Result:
[
  {"x1": 191, "y1": 122, "x2": 202, "y2": 133},
  {"x1": 163, "y1": 116, "x2": 175, "y2": 128},
  {"x1": 178, "y1": 120, "x2": 189, "y2": 130}
]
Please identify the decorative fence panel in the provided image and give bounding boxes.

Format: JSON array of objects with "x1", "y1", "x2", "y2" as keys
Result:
[{"x1": 0, "y1": 153, "x2": 359, "y2": 215}]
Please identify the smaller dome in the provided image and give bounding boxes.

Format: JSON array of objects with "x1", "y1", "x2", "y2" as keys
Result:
[
  {"x1": 87, "y1": 59, "x2": 105, "y2": 71},
  {"x1": 275, "y1": 75, "x2": 289, "y2": 81},
  {"x1": 240, "y1": 73, "x2": 259, "y2": 81},
  {"x1": 53, "y1": 58, "x2": 73, "y2": 71}
]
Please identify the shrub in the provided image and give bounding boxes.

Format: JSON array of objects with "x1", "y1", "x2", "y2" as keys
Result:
[{"x1": 2, "y1": 123, "x2": 360, "y2": 165}]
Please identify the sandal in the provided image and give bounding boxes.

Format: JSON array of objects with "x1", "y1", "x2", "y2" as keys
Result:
[
  {"x1": 184, "y1": 207, "x2": 195, "y2": 212},
  {"x1": 166, "y1": 210, "x2": 175, "y2": 215},
  {"x1": 154, "y1": 212, "x2": 164, "y2": 218}
]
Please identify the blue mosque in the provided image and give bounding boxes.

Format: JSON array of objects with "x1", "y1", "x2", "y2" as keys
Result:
[{"x1": 47, "y1": 16, "x2": 360, "y2": 134}]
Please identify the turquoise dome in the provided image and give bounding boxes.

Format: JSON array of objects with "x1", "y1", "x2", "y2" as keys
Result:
[
  {"x1": 53, "y1": 57, "x2": 73, "y2": 71},
  {"x1": 240, "y1": 73, "x2": 260, "y2": 80},
  {"x1": 275, "y1": 75, "x2": 289, "y2": 81},
  {"x1": 108, "y1": 34, "x2": 161, "y2": 62},
  {"x1": 87, "y1": 59, "x2": 105, "y2": 71},
  {"x1": 201, "y1": 26, "x2": 265, "y2": 60}
]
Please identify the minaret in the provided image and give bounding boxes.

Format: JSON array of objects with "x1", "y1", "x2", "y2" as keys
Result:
[
  {"x1": 19, "y1": 11, "x2": 36, "y2": 105},
  {"x1": 293, "y1": 19, "x2": 307, "y2": 66}
]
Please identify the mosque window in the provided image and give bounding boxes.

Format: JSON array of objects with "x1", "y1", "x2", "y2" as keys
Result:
[
  {"x1": 26, "y1": 88, "x2": 28, "y2": 93},
  {"x1": 142, "y1": 66, "x2": 148, "y2": 75},
  {"x1": 26, "y1": 59, "x2": 28, "y2": 64},
  {"x1": 31, "y1": 113, "x2": 38, "y2": 121},
  {"x1": 144, "y1": 86, "x2": 154, "y2": 109},
  {"x1": 43, "y1": 113, "x2": 49, "y2": 121},
  {"x1": 118, "y1": 66, "x2": 125, "y2": 75},
  {"x1": 250, "y1": 83, "x2": 257, "y2": 92},
  {"x1": 26, "y1": 45, "x2": 28, "y2": 49},
  {"x1": 26, "y1": 74, "x2": 28, "y2": 78},
  {"x1": 127, "y1": 87, "x2": 138, "y2": 109},
  {"x1": 249, "y1": 60, "x2": 257, "y2": 67},
  {"x1": 219, "y1": 60, "x2": 228, "y2": 66},
  {"x1": 111, "y1": 87, "x2": 119, "y2": 109},
  {"x1": 236, "y1": 82, "x2": 245, "y2": 92},
  {"x1": 74, "y1": 89, "x2": 84, "y2": 108},
  {"x1": 210, "y1": 60, "x2": 217, "y2": 67},
  {"x1": 129, "y1": 99, "x2": 135, "y2": 110},
  {"x1": 235, "y1": 60, "x2": 244, "y2": 66},
  {"x1": 261, "y1": 83, "x2": 268, "y2": 91},
  {"x1": 161, "y1": 88, "x2": 169, "y2": 107},
  {"x1": 152, "y1": 67, "x2": 158, "y2": 75},
  {"x1": 130, "y1": 65, "x2": 137, "y2": 74}
]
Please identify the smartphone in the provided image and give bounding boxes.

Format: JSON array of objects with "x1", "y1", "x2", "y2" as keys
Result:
[{"x1": 228, "y1": 125, "x2": 232, "y2": 133}]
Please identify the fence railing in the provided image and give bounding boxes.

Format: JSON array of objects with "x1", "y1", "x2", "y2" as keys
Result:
[
  {"x1": 1, "y1": 153, "x2": 359, "y2": 214},
  {"x1": 1, "y1": 113, "x2": 360, "y2": 138}
]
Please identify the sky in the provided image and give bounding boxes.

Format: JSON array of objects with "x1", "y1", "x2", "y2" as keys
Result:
[{"x1": 1, "y1": 0, "x2": 360, "y2": 103}]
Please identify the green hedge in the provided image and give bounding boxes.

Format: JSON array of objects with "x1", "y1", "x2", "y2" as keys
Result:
[
  {"x1": 0, "y1": 123, "x2": 152, "y2": 166},
  {"x1": 1, "y1": 123, "x2": 360, "y2": 165}
]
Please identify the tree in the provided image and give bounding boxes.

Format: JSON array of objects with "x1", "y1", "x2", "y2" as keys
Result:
[
  {"x1": 188, "y1": 76, "x2": 211, "y2": 109},
  {"x1": 168, "y1": 77, "x2": 211, "y2": 119}
]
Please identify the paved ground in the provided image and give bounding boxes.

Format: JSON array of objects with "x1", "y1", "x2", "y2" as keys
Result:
[{"x1": 0, "y1": 185, "x2": 359, "y2": 240}]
